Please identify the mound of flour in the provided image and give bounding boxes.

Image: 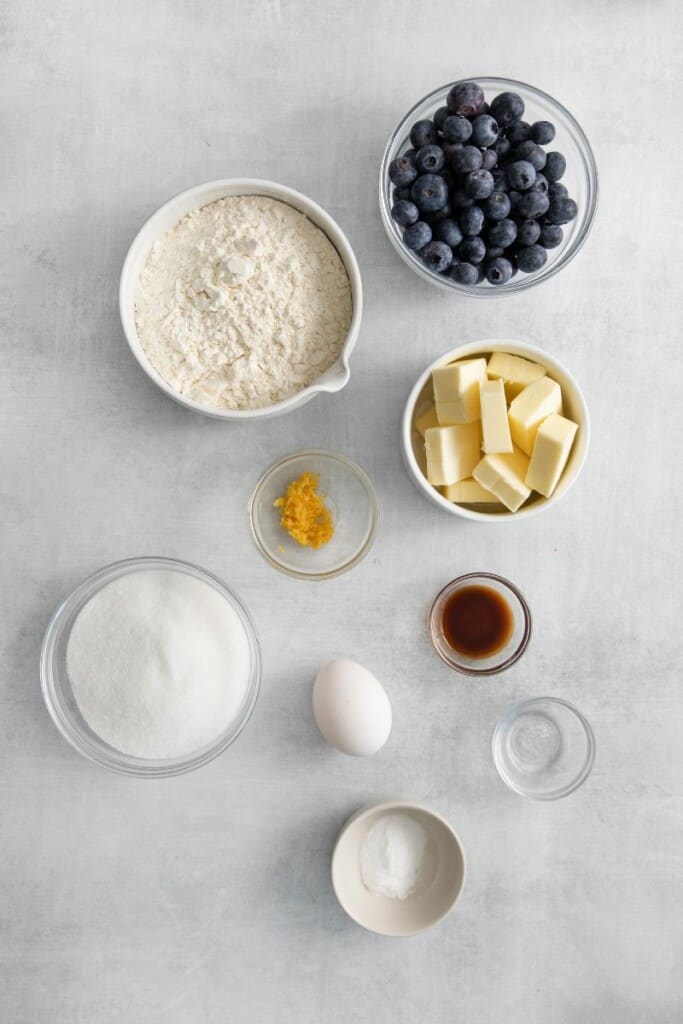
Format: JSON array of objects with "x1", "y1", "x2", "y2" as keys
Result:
[{"x1": 135, "y1": 195, "x2": 352, "y2": 410}]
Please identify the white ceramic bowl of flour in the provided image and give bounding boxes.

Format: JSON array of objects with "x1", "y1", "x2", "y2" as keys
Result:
[
  {"x1": 40, "y1": 557, "x2": 261, "y2": 777},
  {"x1": 119, "y1": 179, "x2": 363, "y2": 420}
]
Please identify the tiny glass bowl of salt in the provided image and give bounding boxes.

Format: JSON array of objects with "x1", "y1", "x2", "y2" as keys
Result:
[
  {"x1": 119, "y1": 178, "x2": 362, "y2": 420},
  {"x1": 40, "y1": 557, "x2": 261, "y2": 777},
  {"x1": 331, "y1": 802, "x2": 465, "y2": 937}
]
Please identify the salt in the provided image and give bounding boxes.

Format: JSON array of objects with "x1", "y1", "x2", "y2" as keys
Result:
[
  {"x1": 360, "y1": 813, "x2": 428, "y2": 900},
  {"x1": 66, "y1": 570, "x2": 251, "y2": 759}
]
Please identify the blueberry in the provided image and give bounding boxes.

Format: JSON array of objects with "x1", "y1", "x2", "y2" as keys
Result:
[
  {"x1": 447, "y1": 81, "x2": 485, "y2": 117},
  {"x1": 415, "y1": 144, "x2": 445, "y2": 174},
  {"x1": 480, "y1": 102, "x2": 491, "y2": 115},
  {"x1": 544, "y1": 151, "x2": 567, "y2": 182},
  {"x1": 515, "y1": 140, "x2": 547, "y2": 171},
  {"x1": 506, "y1": 160, "x2": 536, "y2": 191},
  {"x1": 443, "y1": 115, "x2": 473, "y2": 143},
  {"x1": 403, "y1": 221, "x2": 432, "y2": 250},
  {"x1": 506, "y1": 121, "x2": 531, "y2": 145},
  {"x1": 530, "y1": 120, "x2": 555, "y2": 145},
  {"x1": 491, "y1": 168, "x2": 508, "y2": 192},
  {"x1": 450, "y1": 261, "x2": 479, "y2": 286},
  {"x1": 508, "y1": 190, "x2": 522, "y2": 211},
  {"x1": 492, "y1": 135, "x2": 512, "y2": 158},
  {"x1": 548, "y1": 182, "x2": 568, "y2": 201},
  {"x1": 516, "y1": 218, "x2": 541, "y2": 246},
  {"x1": 482, "y1": 191, "x2": 511, "y2": 220},
  {"x1": 452, "y1": 145, "x2": 483, "y2": 174},
  {"x1": 459, "y1": 236, "x2": 486, "y2": 264},
  {"x1": 486, "y1": 257, "x2": 514, "y2": 285},
  {"x1": 488, "y1": 217, "x2": 517, "y2": 248},
  {"x1": 389, "y1": 154, "x2": 417, "y2": 187},
  {"x1": 471, "y1": 113, "x2": 499, "y2": 148},
  {"x1": 534, "y1": 173, "x2": 549, "y2": 194},
  {"x1": 391, "y1": 199, "x2": 419, "y2": 226},
  {"x1": 464, "y1": 169, "x2": 495, "y2": 199},
  {"x1": 410, "y1": 119, "x2": 436, "y2": 148},
  {"x1": 546, "y1": 196, "x2": 578, "y2": 224},
  {"x1": 490, "y1": 91, "x2": 525, "y2": 127},
  {"x1": 516, "y1": 244, "x2": 548, "y2": 273},
  {"x1": 451, "y1": 188, "x2": 474, "y2": 211},
  {"x1": 539, "y1": 223, "x2": 564, "y2": 248},
  {"x1": 392, "y1": 184, "x2": 411, "y2": 202},
  {"x1": 481, "y1": 148, "x2": 498, "y2": 171},
  {"x1": 435, "y1": 218, "x2": 464, "y2": 248},
  {"x1": 422, "y1": 201, "x2": 453, "y2": 224},
  {"x1": 516, "y1": 188, "x2": 550, "y2": 219},
  {"x1": 437, "y1": 167, "x2": 456, "y2": 189},
  {"x1": 433, "y1": 106, "x2": 451, "y2": 133},
  {"x1": 460, "y1": 205, "x2": 485, "y2": 236},
  {"x1": 421, "y1": 240, "x2": 453, "y2": 274},
  {"x1": 442, "y1": 140, "x2": 464, "y2": 162},
  {"x1": 411, "y1": 173, "x2": 449, "y2": 212},
  {"x1": 486, "y1": 246, "x2": 504, "y2": 261}
]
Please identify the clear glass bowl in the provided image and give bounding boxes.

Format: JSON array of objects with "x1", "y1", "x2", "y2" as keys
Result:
[
  {"x1": 40, "y1": 556, "x2": 261, "y2": 777},
  {"x1": 492, "y1": 697, "x2": 595, "y2": 799},
  {"x1": 249, "y1": 450, "x2": 378, "y2": 580},
  {"x1": 429, "y1": 573, "x2": 531, "y2": 675},
  {"x1": 379, "y1": 76, "x2": 598, "y2": 295}
]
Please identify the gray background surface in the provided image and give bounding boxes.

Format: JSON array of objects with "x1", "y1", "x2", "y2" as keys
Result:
[{"x1": 2, "y1": 1, "x2": 682, "y2": 1021}]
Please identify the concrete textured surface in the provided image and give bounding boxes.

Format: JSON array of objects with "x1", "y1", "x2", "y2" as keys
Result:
[{"x1": 2, "y1": 2, "x2": 682, "y2": 1021}]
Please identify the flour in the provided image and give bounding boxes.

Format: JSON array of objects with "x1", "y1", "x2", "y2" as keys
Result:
[
  {"x1": 66, "y1": 570, "x2": 252, "y2": 759},
  {"x1": 135, "y1": 195, "x2": 352, "y2": 410},
  {"x1": 360, "y1": 813, "x2": 428, "y2": 899}
]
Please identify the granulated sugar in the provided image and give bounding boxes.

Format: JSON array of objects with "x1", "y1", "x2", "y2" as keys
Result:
[
  {"x1": 66, "y1": 569, "x2": 252, "y2": 759},
  {"x1": 360, "y1": 813, "x2": 428, "y2": 899}
]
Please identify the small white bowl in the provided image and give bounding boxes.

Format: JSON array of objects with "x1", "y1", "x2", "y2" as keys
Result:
[
  {"x1": 331, "y1": 801, "x2": 466, "y2": 937},
  {"x1": 119, "y1": 178, "x2": 363, "y2": 420},
  {"x1": 402, "y1": 340, "x2": 589, "y2": 521}
]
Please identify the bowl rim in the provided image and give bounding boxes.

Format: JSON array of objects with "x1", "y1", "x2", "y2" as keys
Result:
[
  {"x1": 39, "y1": 555, "x2": 262, "y2": 777},
  {"x1": 119, "y1": 177, "x2": 363, "y2": 420},
  {"x1": 429, "y1": 572, "x2": 532, "y2": 675},
  {"x1": 379, "y1": 75, "x2": 599, "y2": 296},
  {"x1": 248, "y1": 449, "x2": 379, "y2": 580},
  {"x1": 331, "y1": 800, "x2": 467, "y2": 937},
  {"x1": 401, "y1": 339, "x2": 590, "y2": 521},
  {"x1": 491, "y1": 696, "x2": 596, "y2": 800}
]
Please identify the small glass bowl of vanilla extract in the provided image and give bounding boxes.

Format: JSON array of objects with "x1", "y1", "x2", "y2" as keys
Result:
[{"x1": 429, "y1": 573, "x2": 532, "y2": 676}]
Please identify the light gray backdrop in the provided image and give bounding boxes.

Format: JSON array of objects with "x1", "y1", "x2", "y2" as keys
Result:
[{"x1": 2, "y1": 1, "x2": 682, "y2": 1021}]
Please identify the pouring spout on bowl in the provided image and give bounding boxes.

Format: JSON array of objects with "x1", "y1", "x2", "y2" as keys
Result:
[{"x1": 311, "y1": 359, "x2": 351, "y2": 394}]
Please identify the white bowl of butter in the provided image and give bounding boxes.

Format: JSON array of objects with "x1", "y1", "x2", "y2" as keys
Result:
[{"x1": 402, "y1": 341, "x2": 589, "y2": 521}]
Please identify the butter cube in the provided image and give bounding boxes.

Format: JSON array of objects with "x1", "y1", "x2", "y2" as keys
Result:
[
  {"x1": 425, "y1": 423, "x2": 481, "y2": 486},
  {"x1": 433, "y1": 358, "x2": 488, "y2": 424},
  {"x1": 480, "y1": 379, "x2": 513, "y2": 454},
  {"x1": 526, "y1": 414, "x2": 578, "y2": 497},
  {"x1": 415, "y1": 404, "x2": 439, "y2": 437},
  {"x1": 441, "y1": 479, "x2": 502, "y2": 504},
  {"x1": 473, "y1": 447, "x2": 531, "y2": 512},
  {"x1": 487, "y1": 351, "x2": 546, "y2": 401},
  {"x1": 508, "y1": 377, "x2": 562, "y2": 455}
]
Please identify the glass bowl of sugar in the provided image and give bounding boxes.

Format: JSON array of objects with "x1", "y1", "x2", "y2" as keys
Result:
[{"x1": 40, "y1": 556, "x2": 261, "y2": 777}]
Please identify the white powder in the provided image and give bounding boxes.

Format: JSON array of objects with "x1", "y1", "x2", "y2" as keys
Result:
[
  {"x1": 66, "y1": 570, "x2": 252, "y2": 759},
  {"x1": 135, "y1": 195, "x2": 352, "y2": 410},
  {"x1": 360, "y1": 813, "x2": 428, "y2": 900}
]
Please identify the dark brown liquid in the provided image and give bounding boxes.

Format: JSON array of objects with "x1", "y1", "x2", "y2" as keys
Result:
[{"x1": 440, "y1": 585, "x2": 513, "y2": 658}]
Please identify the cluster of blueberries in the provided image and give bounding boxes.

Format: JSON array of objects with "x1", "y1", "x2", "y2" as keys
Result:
[{"x1": 388, "y1": 81, "x2": 578, "y2": 286}]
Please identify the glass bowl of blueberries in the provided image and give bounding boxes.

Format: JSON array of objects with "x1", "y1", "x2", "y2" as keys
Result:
[{"x1": 380, "y1": 77, "x2": 598, "y2": 294}]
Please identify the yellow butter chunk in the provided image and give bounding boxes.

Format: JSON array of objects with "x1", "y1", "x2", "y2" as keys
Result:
[
  {"x1": 487, "y1": 351, "x2": 546, "y2": 401},
  {"x1": 441, "y1": 478, "x2": 502, "y2": 504},
  {"x1": 432, "y1": 358, "x2": 488, "y2": 424},
  {"x1": 480, "y1": 378, "x2": 513, "y2": 454},
  {"x1": 508, "y1": 377, "x2": 562, "y2": 455},
  {"x1": 415, "y1": 404, "x2": 439, "y2": 437},
  {"x1": 425, "y1": 422, "x2": 481, "y2": 486},
  {"x1": 473, "y1": 447, "x2": 531, "y2": 512},
  {"x1": 526, "y1": 414, "x2": 578, "y2": 497}
]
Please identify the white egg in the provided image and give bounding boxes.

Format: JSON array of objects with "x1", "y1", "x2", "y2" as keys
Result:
[{"x1": 312, "y1": 659, "x2": 392, "y2": 757}]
